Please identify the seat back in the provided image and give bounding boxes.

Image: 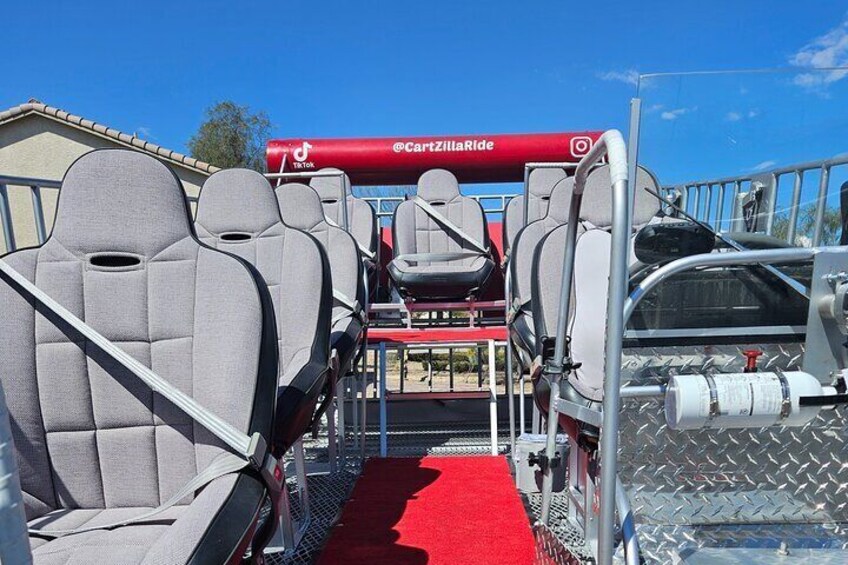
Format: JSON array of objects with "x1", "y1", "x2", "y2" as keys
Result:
[
  {"x1": 531, "y1": 165, "x2": 661, "y2": 401},
  {"x1": 194, "y1": 169, "x2": 331, "y2": 445},
  {"x1": 392, "y1": 169, "x2": 490, "y2": 266},
  {"x1": 0, "y1": 149, "x2": 277, "y2": 517},
  {"x1": 310, "y1": 168, "x2": 379, "y2": 260},
  {"x1": 275, "y1": 183, "x2": 365, "y2": 325},
  {"x1": 503, "y1": 168, "x2": 568, "y2": 254},
  {"x1": 510, "y1": 176, "x2": 574, "y2": 310}
]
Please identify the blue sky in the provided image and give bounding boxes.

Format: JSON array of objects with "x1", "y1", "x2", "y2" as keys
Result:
[{"x1": 1, "y1": 1, "x2": 847, "y2": 208}]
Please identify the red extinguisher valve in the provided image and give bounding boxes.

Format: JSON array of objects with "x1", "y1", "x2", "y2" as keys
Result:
[{"x1": 742, "y1": 349, "x2": 763, "y2": 373}]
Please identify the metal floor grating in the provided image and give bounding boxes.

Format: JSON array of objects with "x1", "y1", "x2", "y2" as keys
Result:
[{"x1": 526, "y1": 491, "x2": 595, "y2": 563}]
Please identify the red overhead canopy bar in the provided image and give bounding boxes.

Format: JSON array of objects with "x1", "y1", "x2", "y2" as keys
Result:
[{"x1": 266, "y1": 131, "x2": 604, "y2": 185}]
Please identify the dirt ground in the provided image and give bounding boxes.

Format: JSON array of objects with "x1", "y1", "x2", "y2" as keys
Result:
[{"x1": 360, "y1": 349, "x2": 533, "y2": 395}]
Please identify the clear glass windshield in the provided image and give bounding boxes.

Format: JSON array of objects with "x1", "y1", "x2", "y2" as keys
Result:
[
  {"x1": 629, "y1": 68, "x2": 848, "y2": 335},
  {"x1": 636, "y1": 68, "x2": 848, "y2": 246}
]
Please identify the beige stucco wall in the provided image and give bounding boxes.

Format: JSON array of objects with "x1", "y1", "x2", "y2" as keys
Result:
[{"x1": 0, "y1": 114, "x2": 209, "y2": 253}]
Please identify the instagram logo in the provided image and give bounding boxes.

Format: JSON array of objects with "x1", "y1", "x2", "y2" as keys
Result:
[{"x1": 570, "y1": 136, "x2": 593, "y2": 157}]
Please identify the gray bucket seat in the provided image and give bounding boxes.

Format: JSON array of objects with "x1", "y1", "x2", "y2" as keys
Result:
[
  {"x1": 309, "y1": 168, "x2": 379, "y2": 295},
  {"x1": 194, "y1": 169, "x2": 332, "y2": 453},
  {"x1": 388, "y1": 169, "x2": 495, "y2": 301},
  {"x1": 0, "y1": 149, "x2": 279, "y2": 564},
  {"x1": 275, "y1": 183, "x2": 366, "y2": 379},
  {"x1": 531, "y1": 165, "x2": 661, "y2": 435},
  {"x1": 502, "y1": 168, "x2": 568, "y2": 256},
  {"x1": 508, "y1": 176, "x2": 575, "y2": 370}
]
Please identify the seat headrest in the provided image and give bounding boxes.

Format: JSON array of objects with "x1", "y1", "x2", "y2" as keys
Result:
[
  {"x1": 579, "y1": 165, "x2": 661, "y2": 228},
  {"x1": 528, "y1": 168, "x2": 568, "y2": 198},
  {"x1": 417, "y1": 169, "x2": 461, "y2": 202},
  {"x1": 51, "y1": 149, "x2": 192, "y2": 257},
  {"x1": 309, "y1": 167, "x2": 352, "y2": 201},
  {"x1": 545, "y1": 177, "x2": 576, "y2": 224},
  {"x1": 195, "y1": 169, "x2": 282, "y2": 236},
  {"x1": 275, "y1": 183, "x2": 327, "y2": 231}
]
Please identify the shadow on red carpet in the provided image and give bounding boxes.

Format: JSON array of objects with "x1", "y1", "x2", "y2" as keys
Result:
[{"x1": 316, "y1": 456, "x2": 535, "y2": 565}]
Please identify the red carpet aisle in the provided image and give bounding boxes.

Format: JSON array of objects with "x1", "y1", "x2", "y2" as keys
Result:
[{"x1": 317, "y1": 456, "x2": 535, "y2": 565}]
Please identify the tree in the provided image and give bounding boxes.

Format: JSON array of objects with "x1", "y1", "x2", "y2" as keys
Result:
[
  {"x1": 771, "y1": 203, "x2": 842, "y2": 246},
  {"x1": 187, "y1": 101, "x2": 271, "y2": 172}
]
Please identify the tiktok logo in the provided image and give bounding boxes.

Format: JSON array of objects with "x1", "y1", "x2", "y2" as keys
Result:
[{"x1": 293, "y1": 141, "x2": 313, "y2": 162}]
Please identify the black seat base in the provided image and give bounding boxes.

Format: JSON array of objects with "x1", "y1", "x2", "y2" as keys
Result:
[{"x1": 388, "y1": 258, "x2": 495, "y2": 301}]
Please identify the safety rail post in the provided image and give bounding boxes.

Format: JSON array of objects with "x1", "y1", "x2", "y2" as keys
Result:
[
  {"x1": 788, "y1": 170, "x2": 804, "y2": 244},
  {"x1": 764, "y1": 173, "x2": 779, "y2": 236},
  {"x1": 813, "y1": 165, "x2": 831, "y2": 247},
  {"x1": 30, "y1": 185, "x2": 48, "y2": 244},
  {"x1": 0, "y1": 184, "x2": 15, "y2": 252}
]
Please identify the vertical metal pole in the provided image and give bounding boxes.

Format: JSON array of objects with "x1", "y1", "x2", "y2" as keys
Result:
[
  {"x1": 427, "y1": 348, "x2": 433, "y2": 392},
  {"x1": 519, "y1": 367, "x2": 526, "y2": 436},
  {"x1": 765, "y1": 173, "x2": 779, "y2": 236},
  {"x1": 704, "y1": 184, "x2": 713, "y2": 227},
  {"x1": 399, "y1": 346, "x2": 405, "y2": 393},
  {"x1": 449, "y1": 348, "x2": 455, "y2": 392},
  {"x1": 339, "y1": 172, "x2": 350, "y2": 232},
  {"x1": 351, "y1": 372, "x2": 359, "y2": 451},
  {"x1": 338, "y1": 378, "x2": 347, "y2": 468},
  {"x1": 787, "y1": 170, "x2": 803, "y2": 245},
  {"x1": 327, "y1": 377, "x2": 337, "y2": 473},
  {"x1": 693, "y1": 185, "x2": 702, "y2": 221},
  {"x1": 597, "y1": 145, "x2": 635, "y2": 565},
  {"x1": 379, "y1": 342, "x2": 388, "y2": 457},
  {"x1": 30, "y1": 186, "x2": 48, "y2": 245},
  {"x1": 626, "y1": 99, "x2": 642, "y2": 241},
  {"x1": 476, "y1": 347, "x2": 483, "y2": 390},
  {"x1": 522, "y1": 165, "x2": 531, "y2": 227},
  {"x1": 539, "y1": 374, "x2": 561, "y2": 523},
  {"x1": 372, "y1": 349, "x2": 378, "y2": 399},
  {"x1": 488, "y1": 339, "x2": 498, "y2": 456},
  {"x1": 0, "y1": 184, "x2": 16, "y2": 253},
  {"x1": 716, "y1": 182, "x2": 726, "y2": 232},
  {"x1": 506, "y1": 342, "x2": 516, "y2": 455},
  {"x1": 293, "y1": 438, "x2": 310, "y2": 521},
  {"x1": 731, "y1": 180, "x2": 742, "y2": 231},
  {"x1": 813, "y1": 165, "x2": 830, "y2": 247}
]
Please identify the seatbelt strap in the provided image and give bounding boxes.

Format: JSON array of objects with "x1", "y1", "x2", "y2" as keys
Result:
[
  {"x1": 29, "y1": 452, "x2": 247, "y2": 538},
  {"x1": 332, "y1": 288, "x2": 364, "y2": 324},
  {"x1": 393, "y1": 251, "x2": 483, "y2": 264},
  {"x1": 506, "y1": 297, "x2": 529, "y2": 325},
  {"x1": 324, "y1": 214, "x2": 376, "y2": 261},
  {"x1": 412, "y1": 197, "x2": 489, "y2": 254},
  {"x1": 0, "y1": 259, "x2": 283, "y2": 537}
]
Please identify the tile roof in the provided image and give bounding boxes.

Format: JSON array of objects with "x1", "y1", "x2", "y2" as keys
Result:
[{"x1": 0, "y1": 99, "x2": 220, "y2": 174}]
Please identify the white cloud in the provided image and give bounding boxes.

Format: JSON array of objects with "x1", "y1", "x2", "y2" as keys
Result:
[
  {"x1": 597, "y1": 69, "x2": 640, "y2": 86},
  {"x1": 135, "y1": 126, "x2": 155, "y2": 140},
  {"x1": 750, "y1": 160, "x2": 777, "y2": 172},
  {"x1": 725, "y1": 109, "x2": 759, "y2": 122},
  {"x1": 660, "y1": 107, "x2": 695, "y2": 121},
  {"x1": 790, "y1": 16, "x2": 848, "y2": 87}
]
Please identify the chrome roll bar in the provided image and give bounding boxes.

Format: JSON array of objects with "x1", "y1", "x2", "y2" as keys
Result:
[{"x1": 538, "y1": 130, "x2": 630, "y2": 565}]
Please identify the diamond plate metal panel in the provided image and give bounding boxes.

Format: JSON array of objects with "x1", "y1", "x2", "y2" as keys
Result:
[{"x1": 616, "y1": 341, "x2": 848, "y2": 561}]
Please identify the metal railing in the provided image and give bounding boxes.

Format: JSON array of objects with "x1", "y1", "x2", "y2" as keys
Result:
[
  {"x1": 667, "y1": 154, "x2": 848, "y2": 246},
  {"x1": 0, "y1": 175, "x2": 62, "y2": 253},
  {"x1": 361, "y1": 194, "x2": 512, "y2": 219}
]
